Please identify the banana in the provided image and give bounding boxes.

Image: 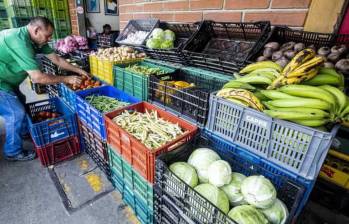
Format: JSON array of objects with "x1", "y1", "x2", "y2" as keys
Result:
[
  {"x1": 263, "y1": 107, "x2": 330, "y2": 117},
  {"x1": 319, "y1": 85, "x2": 346, "y2": 113},
  {"x1": 303, "y1": 68, "x2": 319, "y2": 81},
  {"x1": 279, "y1": 85, "x2": 337, "y2": 108},
  {"x1": 236, "y1": 74, "x2": 273, "y2": 85},
  {"x1": 340, "y1": 104, "x2": 349, "y2": 117},
  {"x1": 302, "y1": 73, "x2": 341, "y2": 86},
  {"x1": 319, "y1": 67, "x2": 345, "y2": 87},
  {"x1": 248, "y1": 68, "x2": 280, "y2": 79},
  {"x1": 290, "y1": 119, "x2": 330, "y2": 127},
  {"x1": 260, "y1": 90, "x2": 300, "y2": 100},
  {"x1": 245, "y1": 71, "x2": 277, "y2": 81},
  {"x1": 267, "y1": 98, "x2": 332, "y2": 111},
  {"x1": 225, "y1": 97, "x2": 250, "y2": 107},
  {"x1": 282, "y1": 48, "x2": 316, "y2": 76},
  {"x1": 264, "y1": 110, "x2": 329, "y2": 120},
  {"x1": 267, "y1": 75, "x2": 285, "y2": 89},
  {"x1": 254, "y1": 90, "x2": 269, "y2": 101},
  {"x1": 222, "y1": 80, "x2": 256, "y2": 90},
  {"x1": 285, "y1": 56, "x2": 324, "y2": 78},
  {"x1": 218, "y1": 89, "x2": 264, "y2": 111},
  {"x1": 240, "y1": 61, "x2": 282, "y2": 74}
]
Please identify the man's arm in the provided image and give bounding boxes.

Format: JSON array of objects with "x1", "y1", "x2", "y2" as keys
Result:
[
  {"x1": 28, "y1": 70, "x2": 82, "y2": 86},
  {"x1": 46, "y1": 53, "x2": 90, "y2": 77}
]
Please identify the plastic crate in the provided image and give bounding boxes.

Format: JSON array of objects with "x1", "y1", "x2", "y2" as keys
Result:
[
  {"x1": 89, "y1": 54, "x2": 98, "y2": 76},
  {"x1": 0, "y1": 17, "x2": 9, "y2": 30},
  {"x1": 30, "y1": 79, "x2": 47, "y2": 94},
  {"x1": 114, "y1": 61, "x2": 176, "y2": 101},
  {"x1": 155, "y1": 132, "x2": 307, "y2": 223},
  {"x1": 104, "y1": 102, "x2": 198, "y2": 183},
  {"x1": 0, "y1": 8, "x2": 7, "y2": 17},
  {"x1": 110, "y1": 174, "x2": 154, "y2": 224},
  {"x1": 6, "y1": 5, "x2": 33, "y2": 17},
  {"x1": 206, "y1": 92, "x2": 340, "y2": 180},
  {"x1": 46, "y1": 84, "x2": 60, "y2": 98},
  {"x1": 116, "y1": 19, "x2": 159, "y2": 46},
  {"x1": 59, "y1": 77, "x2": 105, "y2": 112},
  {"x1": 141, "y1": 22, "x2": 204, "y2": 64},
  {"x1": 34, "y1": 135, "x2": 80, "y2": 167},
  {"x1": 26, "y1": 97, "x2": 79, "y2": 147},
  {"x1": 183, "y1": 20, "x2": 271, "y2": 75},
  {"x1": 149, "y1": 66, "x2": 230, "y2": 126},
  {"x1": 10, "y1": 16, "x2": 30, "y2": 27},
  {"x1": 108, "y1": 146, "x2": 153, "y2": 209},
  {"x1": 76, "y1": 86, "x2": 140, "y2": 140},
  {"x1": 96, "y1": 32, "x2": 119, "y2": 48},
  {"x1": 31, "y1": 0, "x2": 49, "y2": 8},
  {"x1": 5, "y1": 0, "x2": 31, "y2": 7}
]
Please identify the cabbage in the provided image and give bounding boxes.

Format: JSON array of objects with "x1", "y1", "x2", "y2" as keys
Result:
[
  {"x1": 221, "y1": 172, "x2": 247, "y2": 206},
  {"x1": 188, "y1": 148, "x2": 221, "y2": 183},
  {"x1": 146, "y1": 38, "x2": 162, "y2": 49},
  {"x1": 151, "y1": 28, "x2": 164, "y2": 40},
  {"x1": 169, "y1": 162, "x2": 198, "y2": 188},
  {"x1": 194, "y1": 183, "x2": 230, "y2": 214},
  {"x1": 241, "y1": 175, "x2": 277, "y2": 209},
  {"x1": 208, "y1": 160, "x2": 232, "y2": 187},
  {"x1": 164, "y1": 29, "x2": 175, "y2": 41},
  {"x1": 228, "y1": 205, "x2": 269, "y2": 224},
  {"x1": 260, "y1": 199, "x2": 289, "y2": 224},
  {"x1": 160, "y1": 40, "x2": 174, "y2": 49}
]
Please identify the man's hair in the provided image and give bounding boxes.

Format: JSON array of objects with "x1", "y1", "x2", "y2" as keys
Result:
[
  {"x1": 29, "y1": 16, "x2": 54, "y2": 29},
  {"x1": 103, "y1": 24, "x2": 111, "y2": 30}
]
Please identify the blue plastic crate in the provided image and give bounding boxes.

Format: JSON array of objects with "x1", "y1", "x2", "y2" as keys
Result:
[
  {"x1": 76, "y1": 86, "x2": 140, "y2": 140},
  {"x1": 27, "y1": 97, "x2": 78, "y2": 147}
]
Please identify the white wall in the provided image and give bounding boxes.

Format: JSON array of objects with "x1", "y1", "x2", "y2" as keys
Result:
[{"x1": 86, "y1": 0, "x2": 119, "y2": 33}]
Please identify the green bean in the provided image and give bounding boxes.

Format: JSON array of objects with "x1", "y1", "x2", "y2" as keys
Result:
[
  {"x1": 85, "y1": 95, "x2": 129, "y2": 113},
  {"x1": 125, "y1": 65, "x2": 168, "y2": 76}
]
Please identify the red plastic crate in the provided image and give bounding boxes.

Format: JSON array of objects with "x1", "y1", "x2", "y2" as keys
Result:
[
  {"x1": 34, "y1": 136, "x2": 81, "y2": 167},
  {"x1": 104, "y1": 102, "x2": 198, "y2": 183}
]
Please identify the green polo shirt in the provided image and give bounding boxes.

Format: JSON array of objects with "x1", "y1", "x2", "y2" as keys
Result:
[{"x1": 0, "y1": 26, "x2": 54, "y2": 92}]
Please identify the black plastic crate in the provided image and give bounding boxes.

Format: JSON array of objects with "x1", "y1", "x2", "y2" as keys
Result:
[
  {"x1": 141, "y1": 22, "x2": 204, "y2": 64},
  {"x1": 116, "y1": 19, "x2": 159, "y2": 46},
  {"x1": 0, "y1": 9, "x2": 7, "y2": 18},
  {"x1": 149, "y1": 68, "x2": 228, "y2": 126},
  {"x1": 155, "y1": 133, "x2": 304, "y2": 224},
  {"x1": 97, "y1": 31, "x2": 119, "y2": 48},
  {"x1": 30, "y1": 80, "x2": 47, "y2": 94},
  {"x1": 183, "y1": 20, "x2": 271, "y2": 75}
]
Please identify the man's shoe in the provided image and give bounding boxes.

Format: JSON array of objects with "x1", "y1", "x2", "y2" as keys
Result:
[{"x1": 4, "y1": 150, "x2": 36, "y2": 161}]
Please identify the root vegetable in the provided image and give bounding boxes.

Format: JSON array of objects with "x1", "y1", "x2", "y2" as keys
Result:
[
  {"x1": 323, "y1": 62, "x2": 334, "y2": 68},
  {"x1": 317, "y1": 47, "x2": 331, "y2": 56},
  {"x1": 335, "y1": 59, "x2": 349, "y2": 73},
  {"x1": 263, "y1": 48, "x2": 273, "y2": 58},
  {"x1": 275, "y1": 57, "x2": 289, "y2": 68},
  {"x1": 331, "y1": 45, "x2": 347, "y2": 55},
  {"x1": 307, "y1": 44, "x2": 316, "y2": 51},
  {"x1": 283, "y1": 50, "x2": 296, "y2": 59},
  {"x1": 272, "y1": 51, "x2": 283, "y2": 61},
  {"x1": 257, "y1": 56, "x2": 267, "y2": 62},
  {"x1": 280, "y1": 42, "x2": 296, "y2": 51},
  {"x1": 327, "y1": 52, "x2": 341, "y2": 62},
  {"x1": 265, "y1": 42, "x2": 280, "y2": 51},
  {"x1": 294, "y1": 43, "x2": 305, "y2": 52}
]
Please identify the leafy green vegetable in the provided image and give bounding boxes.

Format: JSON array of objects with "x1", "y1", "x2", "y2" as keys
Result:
[
  {"x1": 228, "y1": 205, "x2": 269, "y2": 224},
  {"x1": 194, "y1": 183, "x2": 230, "y2": 214},
  {"x1": 170, "y1": 162, "x2": 198, "y2": 188}
]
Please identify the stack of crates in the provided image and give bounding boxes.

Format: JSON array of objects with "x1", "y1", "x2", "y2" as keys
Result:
[
  {"x1": 50, "y1": 0, "x2": 71, "y2": 39},
  {"x1": 0, "y1": 0, "x2": 10, "y2": 30},
  {"x1": 5, "y1": 0, "x2": 32, "y2": 28},
  {"x1": 26, "y1": 97, "x2": 80, "y2": 166}
]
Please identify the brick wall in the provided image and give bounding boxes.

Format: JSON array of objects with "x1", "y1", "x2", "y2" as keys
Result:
[
  {"x1": 119, "y1": 0, "x2": 311, "y2": 30},
  {"x1": 68, "y1": 0, "x2": 79, "y2": 35}
]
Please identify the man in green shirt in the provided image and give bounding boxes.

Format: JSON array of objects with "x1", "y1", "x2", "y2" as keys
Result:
[{"x1": 0, "y1": 16, "x2": 89, "y2": 161}]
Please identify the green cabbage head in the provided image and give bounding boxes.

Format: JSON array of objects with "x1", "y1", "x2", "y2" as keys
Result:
[
  {"x1": 169, "y1": 162, "x2": 198, "y2": 188},
  {"x1": 221, "y1": 172, "x2": 247, "y2": 206},
  {"x1": 260, "y1": 199, "x2": 289, "y2": 224},
  {"x1": 208, "y1": 160, "x2": 232, "y2": 187},
  {"x1": 194, "y1": 183, "x2": 230, "y2": 214},
  {"x1": 188, "y1": 148, "x2": 221, "y2": 183},
  {"x1": 146, "y1": 38, "x2": 162, "y2": 49},
  {"x1": 228, "y1": 205, "x2": 269, "y2": 224}
]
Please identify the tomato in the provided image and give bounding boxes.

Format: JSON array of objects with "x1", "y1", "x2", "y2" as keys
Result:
[
  {"x1": 51, "y1": 113, "x2": 58, "y2": 118},
  {"x1": 38, "y1": 111, "x2": 46, "y2": 117},
  {"x1": 45, "y1": 112, "x2": 51, "y2": 118},
  {"x1": 95, "y1": 81, "x2": 101, "y2": 86}
]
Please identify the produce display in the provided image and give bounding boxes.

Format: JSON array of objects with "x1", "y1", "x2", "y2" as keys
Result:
[
  {"x1": 217, "y1": 48, "x2": 349, "y2": 128},
  {"x1": 257, "y1": 41, "x2": 349, "y2": 74},
  {"x1": 68, "y1": 76, "x2": 102, "y2": 91},
  {"x1": 146, "y1": 28, "x2": 176, "y2": 49},
  {"x1": 85, "y1": 95, "x2": 129, "y2": 113},
  {"x1": 91, "y1": 46, "x2": 146, "y2": 62},
  {"x1": 34, "y1": 111, "x2": 61, "y2": 122},
  {"x1": 170, "y1": 148, "x2": 288, "y2": 224},
  {"x1": 118, "y1": 31, "x2": 149, "y2": 45},
  {"x1": 112, "y1": 110, "x2": 184, "y2": 149},
  {"x1": 55, "y1": 35, "x2": 88, "y2": 54},
  {"x1": 125, "y1": 64, "x2": 168, "y2": 76}
]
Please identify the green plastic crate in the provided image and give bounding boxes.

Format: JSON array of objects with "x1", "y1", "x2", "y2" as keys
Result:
[
  {"x1": 6, "y1": 5, "x2": 33, "y2": 17},
  {"x1": 54, "y1": 19, "x2": 70, "y2": 30},
  {"x1": 11, "y1": 16, "x2": 30, "y2": 27},
  {"x1": 33, "y1": 7, "x2": 52, "y2": 19},
  {"x1": 108, "y1": 146, "x2": 154, "y2": 224},
  {"x1": 50, "y1": 0, "x2": 68, "y2": 11},
  {"x1": 31, "y1": 0, "x2": 49, "y2": 8},
  {"x1": 4, "y1": 0, "x2": 31, "y2": 7},
  {"x1": 0, "y1": 17, "x2": 10, "y2": 30},
  {"x1": 113, "y1": 61, "x2": 176, "y2": 101}
]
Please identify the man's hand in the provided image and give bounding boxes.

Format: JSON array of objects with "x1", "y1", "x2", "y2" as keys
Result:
[
  {"x1": 64, "y1": 75, "x2": 82, "y2": 86},
  {"x1": 78, "y1": 69, "x2": 91, "y2": 79}
]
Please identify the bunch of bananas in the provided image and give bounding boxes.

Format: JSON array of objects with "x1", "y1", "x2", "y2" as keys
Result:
[
  {"x1": 217, "y1": 57, "x2": 348, "y2": 128},
  {"x1": 268, "y1": 48, "x2": 325, "y2": 89}
]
